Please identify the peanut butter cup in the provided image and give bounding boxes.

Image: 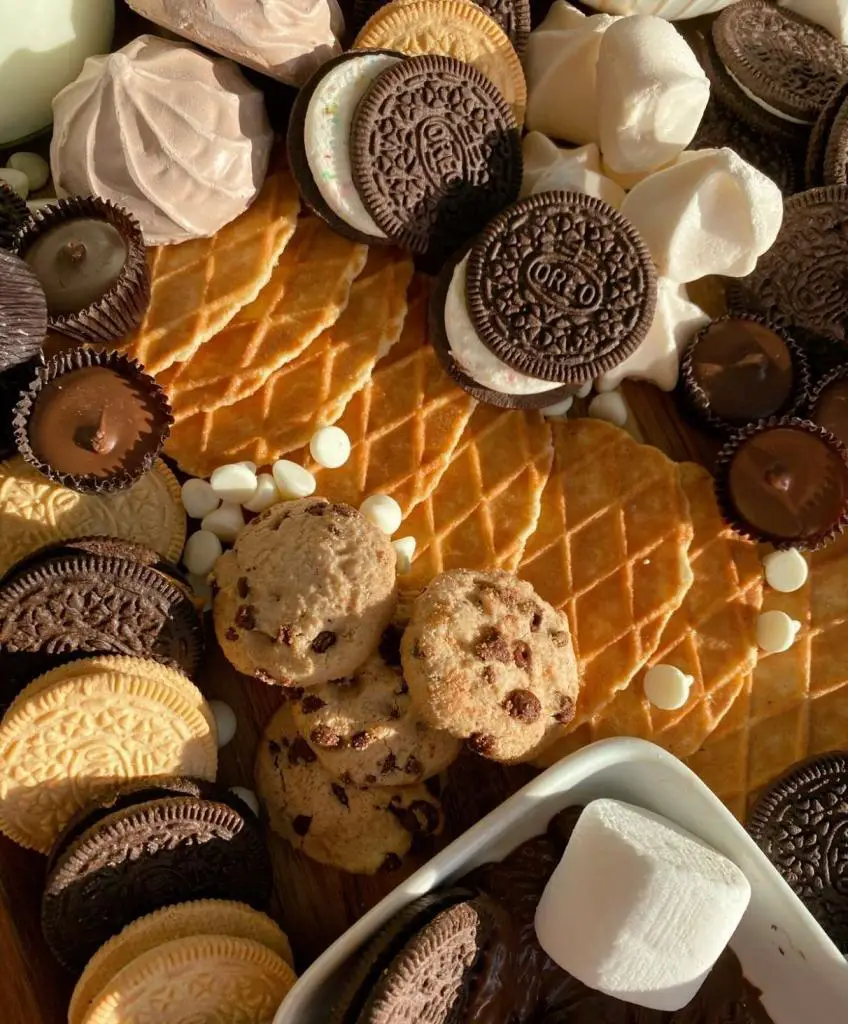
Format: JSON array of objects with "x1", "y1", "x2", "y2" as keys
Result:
[{"x1": 808, "y1": 366, "x2": 848, "y2": 448}]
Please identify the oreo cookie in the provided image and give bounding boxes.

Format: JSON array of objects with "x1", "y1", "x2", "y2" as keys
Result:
[
  {"x1": 748, "y1": 753, "x2": 848, "y2": 952},
  {"x1": 824, "y1": 93, "x2": 848, "y2": 187},
  {"x1": 806, "y1": 81, "x2": 848, "y2": 188},
  {"x1": 42, "y1": 785, "x2": 272, "y2": 970},
  {"x1": 350, "y1": 54, "x2": 521, "y2": 264},
  {"x1": 713, "y1": 1, "x2": 848, "y2": 126},
  {"x1": 0, "y1": 180, "x2": 29, "y2": 253}
]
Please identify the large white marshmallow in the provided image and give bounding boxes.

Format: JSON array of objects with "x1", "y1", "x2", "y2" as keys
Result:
[
  {"x1": 521, "y1": 134, "x2": 626, "y2": 209},
  {"x1": 596, "y1": 16, "x2": 710, "y2": 176},
  {"x1": 620, "y1": 148, "x2": 784, "y2": 284},
  {"x1": 535, "y1": 799, "x2": 751, "y2": 1012},
  {"x1": 781, "y1": 0, "x2": 848, "y2": 43},
  {"x1": 524, "y1": 1, "x2": 619, "y2": 146},
  {"x1": 596, "y1": 277, "x2": 710, "y2": 392}
]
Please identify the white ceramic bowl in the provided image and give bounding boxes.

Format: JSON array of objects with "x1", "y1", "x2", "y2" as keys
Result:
[
  {"x1": 276, "y1": 737, "x2": 848, "y2": 1024},
  {"x1": 581, "y1": 0, "x2": 737, "y2": 17}
]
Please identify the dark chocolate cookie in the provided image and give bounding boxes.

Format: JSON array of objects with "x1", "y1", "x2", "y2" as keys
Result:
[
  {"x1": 0, "y1": 181, "x2": 29, "y2": 253},
  {"x1": 806, "y1": 81, "x2": 848, "y2": 188},
  {"x1": 464, "y1": 192, "x2": 656, "y2": 384},
  {"x1": 0, "y1": 551, "x2": 204, "y2": 684},
  {"x1": 350, "y1": 54, "x2": 521, "y2": 263},
  {"x1": 713, "y1": 0, "x2": 848, "y2": 125},
  {"x1": 748, "y1": 753, "x2": 848, "y2": 952},
  {"x1": 42, "y1": 791, "x2": 272, "y2": 970}
]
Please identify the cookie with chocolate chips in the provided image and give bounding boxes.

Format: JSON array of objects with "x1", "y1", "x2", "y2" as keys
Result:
[
  {"x1": 255, "y1": 705, "x2": 444, "y2": 874},
  {"x1": 401, "y1": 569, "x2": 579, "y2": 762}
]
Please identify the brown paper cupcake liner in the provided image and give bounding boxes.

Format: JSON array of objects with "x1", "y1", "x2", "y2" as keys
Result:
[
  {"x1": 0, "y1": 250, "x2": 47, "y2": 374},
  {"x1": 808, "y1": 364, "x2": 848, "y2": 414},
  {"x1": 680, "y1": 315, "x2": 810, "y2": 435},
  {"x1": 714, "y1": 415, "x2": 848, "y2": 551},
  {"x1": 16, "y1": 196, "x2": 150, "y2": 345},
  {"x1": 0, "y1": 180, "x2": 29, "y2": 253},
  {"x1": 12, "y1": 346, "x2": 173, "y2": 495}
]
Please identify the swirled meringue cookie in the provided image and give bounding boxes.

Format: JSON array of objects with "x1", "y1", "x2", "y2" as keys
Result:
[
  {"x1": 127, "y1": 0, "x2": 344, "y2": 87},
  {"x1": 521, "y1": 133, "x2": 625, "y2": 209},
  {"x1": 50, "y1": 36, "x2": 273, "y2": 246}
]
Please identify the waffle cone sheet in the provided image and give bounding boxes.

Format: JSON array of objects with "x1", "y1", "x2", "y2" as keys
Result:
[
  {"x1": 164, "y1": 249, "x2": 414, "y2": 478},
  {"x1": 122, "y1": 169, "x2": 300, "y2": 376},
  {"x1": 535, "y1": 461, "x2": 763, "y2": 767},
  {"x1": 685, "y1": 532, "x2": 848, "y2": 819},
  {"x1": 520, "y1": 419, "x2": 694, "y2": 741}
]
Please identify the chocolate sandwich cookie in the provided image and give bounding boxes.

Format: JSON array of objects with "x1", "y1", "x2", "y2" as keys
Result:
[
  {"x1": 0, "y1": 547, "x2": 204, "y2": 685},
  {"x1": 824, "y1": 93, "x2": 848, "y2": 188},
  {"x1": 713, "y1": 1, "x2": 848, "y2": 127},
  {"x1": 806, "y1": 81, "x2": 848, "y2": 188},
  {"x1": 0, "y1": 180, "x2": 29, "y2": 253},
  {"x1": 809, "y1": 366, "x2": 848, "y2": 447},
  {"x1": 351, "y1": 54, "x2": 522, "y2": 264},
  {"x1": 42, "y1": 786, "x2": 272, "y2": 970},
  {"x1": 748, "y1": 753, "x2": 848, "y2": 952}
]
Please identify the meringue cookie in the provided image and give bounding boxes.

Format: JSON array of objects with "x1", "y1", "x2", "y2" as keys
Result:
[
  {"x1": 51, "y1": 35, "x2": 273, "y2": 245},
  {"x1": 521, "y1": 134, "x2": 626, "y2": 209},
  {"x1": 619, "y1": 148, "x2": 784, "y2": 284},
  {"x1": 596, "y1": 277, "x2": 710, "y2": 392},
  {"x1": 127, "y1": 0, "x2": 344, "y2": 87},
  {"x1": 596, "y1": 16, "x2": 709, "y2": 176},
  {"x1": 580, "y1": 0, "x2": 735, "y2": 16},
  {"x1": 781, "y1": 0, "x2": 848, "y2": 44},
  {"x1": 524, "y1": 1, "x2": 619, "y2": 146}
]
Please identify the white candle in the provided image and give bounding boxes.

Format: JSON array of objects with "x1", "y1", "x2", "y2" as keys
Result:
[{"x1": 0, "y1": 0, "x2": 115, "y2": 146}]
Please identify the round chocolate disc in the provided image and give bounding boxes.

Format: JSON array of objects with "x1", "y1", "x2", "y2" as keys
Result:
[
  {"x1": 350, "y1": 54, "x2": 521, "y2": 261},
  {"x1": 720, "y1": 419, "x2": 848, "y2": 547},
  {"x1": 465, "y1": 191, "x2": 657, "y2": 384},
  {"x1": 748, "y1": 753, "x2": 848, "y2": 952}
]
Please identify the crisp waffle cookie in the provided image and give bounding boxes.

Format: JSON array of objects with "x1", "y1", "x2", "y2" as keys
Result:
[
  {"x1": 121, "y1": 169, "x2": 300, "y2": 376},
  {"x1": 537, "y1": 462, "x2": 762, "y2": 764},
  {"x1": 399, "y1": 404, "x2": 553, "y2": 594},
  {"x1": 159, "y1": 216, "x2": 368, "y2": 426},
  {"x1": 301, "y1": 276, "x2": 477, "y2": 515},
  {"x1": 520, "y1": 419, "x2": 694, "y2": 742},
  {"x1": 165, "y1": 248, "x2": 413, "y2": 477},
  {"x1": 685, "y1": 533, "x2": 848, "y2": 819}
]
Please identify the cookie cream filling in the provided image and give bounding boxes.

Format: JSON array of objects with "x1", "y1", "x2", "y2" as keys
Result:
[
  {"x1": 445, "y1": 255, "x2": 560, "y2": 396},
  {"x1": 725, "y1": 67, "x2": 812, "y2": 125},
  {"x1": 304, "y1": 53, "x2": 399, "y2": 237}
]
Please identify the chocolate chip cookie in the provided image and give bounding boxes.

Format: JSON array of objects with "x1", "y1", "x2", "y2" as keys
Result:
[
  {"x1": 212, "y1": 498, "x2": 397, "y2": 687},
  {"x1": 401, "y1": 570, "x2": 579, "y2": 762}
]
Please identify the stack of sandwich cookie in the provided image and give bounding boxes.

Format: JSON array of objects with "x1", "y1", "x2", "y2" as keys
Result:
[{"x1": 805, "y1": 80, "x2": 848, "y2": 187}]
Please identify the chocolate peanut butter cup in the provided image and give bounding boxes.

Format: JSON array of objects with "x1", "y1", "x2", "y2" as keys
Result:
[
  {"x1": 808, "y1": 366, "x2": 848, "y2": 449},
  {"x1": 0, "y1": 249, "x2": 47, "y2": 374},
  {"x1": 715, "y1": 416, "x2": 848, "y2": 550},
  {"x1": 0, "y1": 180, "x2": 29, "y2": 253},
  {"x1": 16, "y1": 195, "x2": 150, "y2": 344},
  {"x1": 13, "y1": 347, "x2": 172, "y2": 494},
  {"x1": 680, "y1": 316, "x2": 809, "y2": 433}
]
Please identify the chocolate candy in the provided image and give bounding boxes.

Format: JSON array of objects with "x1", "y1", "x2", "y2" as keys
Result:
[
  {"x1": 809, "y1": 366, "x2": 848, "y2": 446},
  {"x1": 716, "y1": 417, "x2": 848, "y2": 549}
]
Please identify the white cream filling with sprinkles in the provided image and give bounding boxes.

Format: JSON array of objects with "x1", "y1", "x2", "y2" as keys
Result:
[{"x1": 304, "y1": 53, "x2": 399, "y2": 237}]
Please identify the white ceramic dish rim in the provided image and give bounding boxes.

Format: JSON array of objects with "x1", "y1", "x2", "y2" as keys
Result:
[{"x1": 276, "y1": 737, "x2": 848, "y2": 1024}]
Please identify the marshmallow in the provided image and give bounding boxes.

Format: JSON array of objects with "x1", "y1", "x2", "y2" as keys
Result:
[
  {"x1": 535, "y1": 799, "x2": 751, "y2": 1011},
  {"x1": 757, "y1": 610, "x2": 802, "y2": 653},
  {"x1": 596, "y1": 278, "x2": 710, "y2": 392},
  {"x1": 272, "y1": 459, "x2": 317, "y2": 499},
  {"x1": 596, "y1": 16, "x2": 709, "y2": 176},
  {"x1": 393, "y1": 536, "x2": 416, "y2": 574},
  {"x1": 644, "y1": 664, "x2": 694, "y2": 710},
  {"x1": 782, "y1": 0, "x2": 848, "y2": 43},
  {"x1": 229, "y1": 786, "x2": 260, "y2": 817},
  {"x1": 762, "y1": 548, "x2": 809, "y2": 593},
  {"x1": 589, "y1": 391, "x2": 629, "y2": 427},
  {"x1": 239, "y1": 461, "x2": 258, "y2": 473},
  {"x1": 0, "y1": 167, "x2": 28, "y2": 199},
  {"x1": 541, "y1": 395, "x2": 575, "y2": 419},
  {"x1": 181, "y1": 478, "x2": 221, "y2": 520},
  {"x1": 620, "y1": 149, "x2": 784, "y2": 284},
  {"x1": 182, "y1": 529, "x2": 223, "y2": 576},
  {"x1": 243, "y1": 473, "x2": 280, "y2": 514},
  {"x1": 580, "y1": 0, "x2": 736, "y2": 15},
  {"x1": 7, "y1": 152, "x2": 49, "y2": 191},
  {"x1": 201, "y1": 502, "x2": 245, "y2": 543},
  {"x1": 208, "y1": 699, "x2": 237, "y2": 748},
  {"x1": 310, "y1": 425, "x2": 352, "y2": 469},
  {"x1": 210, "y1": 463, "x2": 259, "y2": 504},
  {"x1": 521, "y1": 134, "x2": 626, "y2": 209},
  {"x1": 361, "y1": 494, "x2": 403, "y2": 536},
  {"x1": 524, "y1": 2, "x2": 618, "y2": 146},
  {"x1": 575, "y1": 380, "x2": 594, "y2": 399}
]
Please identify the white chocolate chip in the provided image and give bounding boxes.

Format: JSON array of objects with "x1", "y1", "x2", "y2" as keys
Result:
[
  {"x1": 309, "y1": 425, "x2": 352, "y2": 469},
  {"x1": 541, "y1": 395, "x2": 574, "y2": 419},
  {"x1": 576, "y1": 380, "x2": 594, "y2": 399},
  {"x1": 182, "y1": 530, "x2": 223, "y2": 576},
  {"x1": 209, "y1": 699, "x2": 237, "y2": 747},
  {"x1": 588, "y1": 391, "x2": 629, "y2": 428},
  {"x1": 201, "y1": 502, "x2": 245, "y2": 543},
  {"x1": 187, "y1": 572, "x2": 213, "y2": 611},
  {"x1": 210, "y1": 463, "x2": 258, "y2": 504},
  {"x1": 756, "y1": 610, "x2": 802, "y2": 654},
  {"x1": 762, "y1": 549, "x2": 809, "y2": 594},
  {"x1": 393, "y1": 536, "x2": 416, "y2": 574},
  {"x1": 243, "y1": 473, "x2": 279, "y2": 513},
  {"x1": 7, "y1": 152, "x2": 49, "y2": 191},
  {"x1": 272, "y1": 459, "x2": 317, "y2": 499},
  {"x1": 181, "y1": 478, "x2": 221, "y2": 520},
  {"x1": 643, "y1": 664, "x2": 694, "y2": 711},
  {"x1": 229, "y1": 786, "x2": 260, "y2": 817},
  {"x1": 0, "y1": 167, "x2": 29, "y2": 199},
  {"x1": 361, "y1": 493, "x2": 403, "y2": 535}
]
